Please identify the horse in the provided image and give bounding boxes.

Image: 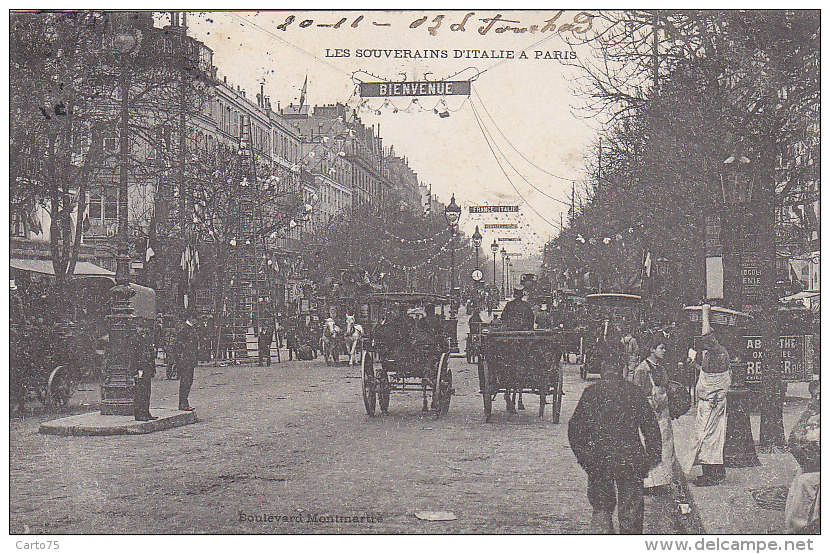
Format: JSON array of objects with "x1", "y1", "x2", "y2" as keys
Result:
[
  {"x1": 344, "y1": 314, "x2": 364, "y2": 366},
  {"x1": 321, "y1": 317, "x2": 341, "y2": 365}
]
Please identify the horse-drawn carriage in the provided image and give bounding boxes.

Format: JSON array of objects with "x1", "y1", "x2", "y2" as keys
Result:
[
  {"x1": 477, "y1": 329, "x2": 565, "y2": 422},
  {"x1": 10, "y1": 277, "x2": 156, "y2": 412},
  {"x1": 579, "y1": 293, "x2": 643, "y2": 380},
  {"x1": 360, "y1": 292, "x2": 453, "y2": 417},
  {"x1": 10, "y1": 319, "x2": 101, "y2": 411}
]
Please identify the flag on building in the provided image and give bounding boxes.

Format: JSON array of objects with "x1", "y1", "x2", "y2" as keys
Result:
[
  {"x1": 299, "y1": 74, "x2": 308, "y2": 109},
  {"x1": 145, "y1": 218, "x2": 157, "y2": 262}
]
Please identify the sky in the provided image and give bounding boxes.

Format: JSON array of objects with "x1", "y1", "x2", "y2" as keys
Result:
[{"x1": 178, "y1": 10, "x2": 600, "y2": 257}]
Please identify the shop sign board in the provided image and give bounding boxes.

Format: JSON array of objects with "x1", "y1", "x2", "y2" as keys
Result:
[{"x1": 743, "y1": 335, "x2": 811, "y2": 384}]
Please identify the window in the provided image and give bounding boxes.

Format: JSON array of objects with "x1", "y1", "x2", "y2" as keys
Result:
[
  {"x1": 104, "y1": 194, "x2": 118, "y2": 221},
  {"x1": 89, "y1": 193, "x2": 102, "y2": 220},
  {"x1": 10, "y1": 213, "x2": 25, "y2": 237},
  {"x1": 104, "y1": 137, "x2": 118, "y2": 153}
]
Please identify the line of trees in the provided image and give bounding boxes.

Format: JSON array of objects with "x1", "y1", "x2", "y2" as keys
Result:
[
  {"x1": 310, "y1": 196, "x2": 477, "y2": 298},
  {"x1": 544, "y1": 10, "x2": 819, "y2": 446}
]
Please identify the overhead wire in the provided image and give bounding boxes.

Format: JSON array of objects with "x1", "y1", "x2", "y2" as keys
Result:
[
  {"x1": 469, "y1": 95, "x2": 571, "y2": 209},
  {"x1": 227, "y1": 13, "x2": 352, "y2": 78},
  {"x1": 472, "y1": 87, "x2": 584, "y2": 183},
  {"x1": 469, "y1": 99, "x2": 563, "y2": 232}
]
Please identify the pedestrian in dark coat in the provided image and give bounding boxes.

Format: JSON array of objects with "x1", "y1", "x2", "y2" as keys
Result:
[
  {"x1": 258, "y1": 322, "x2": 274, "y2": 366},
  {"x1": 132, "y1": 327, "x2": 157, "y2": 421},
  {"x1": 175, "y1": 316, "x2": 198, "y2": 411},
  {"x1": 568, "y1": 349, "x2": 662, "y2": 534},
  {"x1": 286, "y1": 316, "x2": 299, "y2": 361}
]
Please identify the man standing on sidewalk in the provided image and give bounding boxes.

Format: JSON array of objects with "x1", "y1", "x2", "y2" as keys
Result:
[
  {"x1": 684, "y1": 304, "x2": 731, "y2": 486},
  {"x1": 176, "y1": 314, "x2": 198, "y2": 411},
  {"x1": 569, "y1": 342, "x2": 662, "y2": 534},
  {"x1": 258, "y1": 321, "x2": 274, "y2": 366},
  {"x1": 132, "y1": 327, "x2": 157, "y2": 421}
]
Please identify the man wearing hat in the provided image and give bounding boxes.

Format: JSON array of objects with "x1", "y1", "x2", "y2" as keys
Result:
[
  {"x1": 684, "y1": 304, "x2": 731, "y2": 486},
  {"x1": 175, "y1": 314, "x2": 199, "y2": 411},
  {"x1": 132, "y1": 326, "x2": 158, "y2": 421},
  {"x1": 500, "y1": 285, "x2": 535, "y2": 331}
]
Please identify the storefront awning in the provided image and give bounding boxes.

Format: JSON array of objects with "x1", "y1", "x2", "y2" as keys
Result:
[
  {"x1": 11, "y1": 258, "x2": 154, "y2": 319},
  {"x1": 10, "y1": 258, "x2": 115, "y2": 277}
]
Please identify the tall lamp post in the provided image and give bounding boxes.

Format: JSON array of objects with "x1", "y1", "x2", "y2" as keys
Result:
[
  {"x1": 718, "y1": 153, "x2": 761, "y2": 466},
  {"x1": 491, "y1": 239, "x2": 499, "y2": 290},
  {"x1": 444, "y1": 194, "x2": 461, "y2": 317},
  {"x1": 501, "y1": 247, "x2": 507, "y2": 297},
  {"x1": 102, "y1": 14, "x2": 142, "y2": 415},
  {"x1": 471, "y1": 225, "x2": 483, "y2": 308}
]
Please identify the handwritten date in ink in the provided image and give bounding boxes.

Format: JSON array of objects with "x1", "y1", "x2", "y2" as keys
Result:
[{"x1": 275, "y1": 11, "x2": 595, "y2": 37}]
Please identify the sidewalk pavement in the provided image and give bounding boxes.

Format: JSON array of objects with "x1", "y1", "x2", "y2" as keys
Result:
[{"x1": 672, "y1": 382, "x2": 810, "y2": 534}]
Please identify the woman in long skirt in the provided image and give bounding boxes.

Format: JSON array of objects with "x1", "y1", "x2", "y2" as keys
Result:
[{"x1": 632, "y1": 336, "x2": 677, "y2": 494}]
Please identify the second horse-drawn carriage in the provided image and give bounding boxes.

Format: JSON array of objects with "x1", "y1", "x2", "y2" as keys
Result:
[
  {"x1": 360, "y1": 292, "x2": 454, "y2": 418},
  {"x1": 477, "y1": 329, "x2": 565, "y2": 423}
]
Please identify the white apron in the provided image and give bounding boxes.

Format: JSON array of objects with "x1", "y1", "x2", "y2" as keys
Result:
[
  {"x1": 645, "y1": 375, "x2": 677, "y2": 488},
  {"x1": 683, "y1": 368, "x2": 730, "y2": 472}
]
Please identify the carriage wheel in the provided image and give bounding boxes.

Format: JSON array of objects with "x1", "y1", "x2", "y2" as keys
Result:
[
  {"x1": 432, "y1": 352, "x2": 452, "y2": 418},
  {"x1": 551, "y1": 360, "x2": 564, "y2": 424},
  {"x1": 47, "y1": 365, "x2": 77, "y2": 410},
  {"x1": 377, "y1": 368, "x2": 390, "y2": 414},
  {"x1": 361, "y1": 352, "x2": 376, "y2": 416},
  {"x1": 482, "y1": 357, "x2": 493, "y2": 423}
]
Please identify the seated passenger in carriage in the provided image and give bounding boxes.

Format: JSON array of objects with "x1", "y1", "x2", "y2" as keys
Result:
[
  {"x1": 501, "y1": 286, "x2": 535, "y2": 331},
  {"x1": 375, "y1": 306, "x2": 410, "y2": 361}
]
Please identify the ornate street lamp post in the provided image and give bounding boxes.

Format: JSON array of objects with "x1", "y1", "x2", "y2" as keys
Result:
[
  {"x1": 718, "y1": 153, "x2": 760, "y2": 467},
  {"x1": 444, "y1": 194, "x2": 461, "y2": 317},
  {"x1": 101, "y1": 14, "x2": 143, "y2": 415},
  {"x1": 501, "y1": 247, "x2": 507, "y2": 298},
  {"x1": 491, "y1": 239, "x2": 499, "y2": 290},
  {"x1": 471, "y1": 226, "x2": 482, "y2": 307}
]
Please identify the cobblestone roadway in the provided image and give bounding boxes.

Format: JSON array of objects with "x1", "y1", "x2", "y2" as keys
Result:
[{"x1": 10, "y1": 356, "x2": 676, "y2": 534}]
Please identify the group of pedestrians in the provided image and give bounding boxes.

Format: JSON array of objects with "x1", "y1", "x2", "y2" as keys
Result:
[{"x1": 568, "y1": 302, "x2": 737, "y2": 533}]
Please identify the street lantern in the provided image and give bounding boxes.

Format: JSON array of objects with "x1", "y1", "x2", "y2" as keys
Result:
[
  {"x1": 720, "y1": 154, "x2": 755, "y2": 205},
  {"x1": 444, "y1": 194, "x2": 461, "y2": 227},
  {"x1": 471, "y1": 225, "x2": 482, "y2": 248}
]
